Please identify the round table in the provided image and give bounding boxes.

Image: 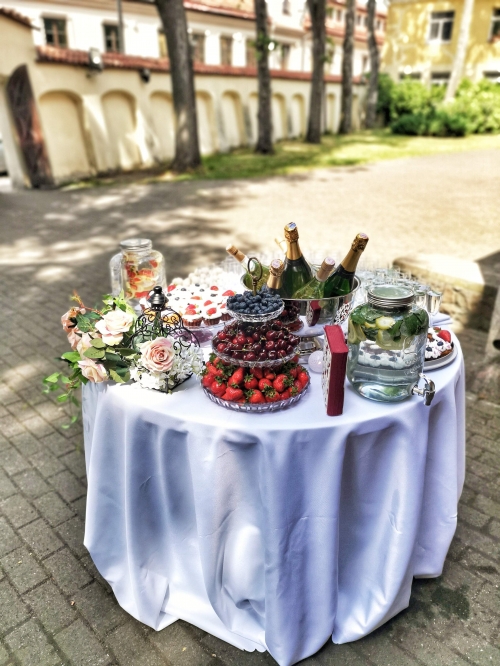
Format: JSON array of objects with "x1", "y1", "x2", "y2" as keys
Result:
[{"x1": 82, "y1": 338, "x2": 465, "y2": 666}]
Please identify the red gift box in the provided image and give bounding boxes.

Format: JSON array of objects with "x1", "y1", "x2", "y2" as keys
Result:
[{"x1": 322, "y1": 325, "x2": 348, "y2": 416}]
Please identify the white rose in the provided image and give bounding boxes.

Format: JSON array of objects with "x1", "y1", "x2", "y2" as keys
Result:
[
  {"x1": 78, "y1": 358, "x2": 108, "y2": 383},
  {"x1": 95, "y1": 309, "x2": 134, "y2": 346},
  {"x1": 76, "y1": 333, "x2": 93, "y2": 357}
]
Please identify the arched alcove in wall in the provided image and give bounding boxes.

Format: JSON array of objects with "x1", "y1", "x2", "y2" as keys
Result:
[
  {"x1": 272, "y1": 94, "x2": 287, "y2": 141},
  {"x1": 101, "y1": 90, "x2": 141, "y2": 170},
  {"x1": 38, "y1": 91, "x2": 90, "y2": 180},
  {"x1": 290, "y1": 94, "x2": 305, "y2": 137},
  {"x1": 196, "y1": 91, "x2": 217, "y2": 155},
  {"x1": 221, "y1": 91, "x2": 246, "y2": 149},
  {"x1": 327, "y1": 93, "x2": 337, "y2": 133},
  {"x1": 149, "y1": 91, "x2": 175, "y2": 161},
  {"x1": 248, "y1": 93, "x2": 258, "y2": 145}
]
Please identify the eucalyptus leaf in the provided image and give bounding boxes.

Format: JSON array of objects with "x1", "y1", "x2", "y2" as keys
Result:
[
  {"x1": 61, "y1": 352, "x2": 81, "y2": 363},
  {"x1": 83, "y1": 347, "x2": 105, "y2": 360},
  {"x1": 105, "y1": 352, "x2": 121, "y2": 362},
  {"x1": 91, "y1": 338, "x2": 106, "y2": 348},
  {"x1": 75, "y1": 315, "x2": 93, "y2": 332},
  {"x1": 114, "y1": 347, "x2": 137, "y2": 357},
  {"x1": 43, "y1": 373, "x2": 60, "y2": 384},
  {"x1": 109, "y1": 369, "x2": 125, "y2": 384}
]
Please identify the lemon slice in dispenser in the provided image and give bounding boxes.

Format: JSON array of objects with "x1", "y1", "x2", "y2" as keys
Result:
[{"x1": 375, "y1": 316, "x2": 396, "y2": 330}]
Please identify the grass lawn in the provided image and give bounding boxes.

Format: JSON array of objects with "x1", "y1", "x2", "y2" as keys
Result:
[{"x1": 64, "y1": 130, "x2": 500, "y2": 189}]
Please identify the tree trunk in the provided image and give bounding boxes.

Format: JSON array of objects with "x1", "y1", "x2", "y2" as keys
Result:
[
  {"x1": 445, "y1": 0, "x2": 475, "y2": 100},
  {"x1": 254, "y1": 0, "x2": 273, "y2": 153},
  {"x1": 365, "y1": 0, "x2": 379, "y2": 129},
  {"x1": 339, "y1": 0, "x2": 355, "y2": 134},
  {"x1": 155, "y1": 0, "x2": 201, "y2": 171},
  {"x1": 306, "y1": 0, "x2": 326, "y2": 143}
]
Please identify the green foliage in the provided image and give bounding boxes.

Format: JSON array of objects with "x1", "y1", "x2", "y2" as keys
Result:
[
  {"x1": 383, "y1": 77, "x2": 500, "y2": 138},
  {"x1": 376, "y1": 74, "x2": 395, "y2": 125}
]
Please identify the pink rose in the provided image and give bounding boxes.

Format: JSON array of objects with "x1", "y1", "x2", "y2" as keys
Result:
[
  {"x1": 61, "y1": 307, "x2": 85, "y2": 350},
  {"x1": 139, "y1": 337, "x2": 175, "y2": 373},
  {"x1": 76, "y1": 333, "x2": 93, "y2": 356},
  {"x1": 78, "y1": 358, "x2": 108, "y2": 383},
  {"x1": 95, "y1": 309, "x2": 134, "y2": 346}
]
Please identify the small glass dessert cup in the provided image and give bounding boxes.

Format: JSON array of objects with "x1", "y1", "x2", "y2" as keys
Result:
[{"x1": 346, "y1": 284, "x2": 429, "y2": 402}]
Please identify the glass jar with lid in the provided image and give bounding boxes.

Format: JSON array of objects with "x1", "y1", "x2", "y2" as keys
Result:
[
  {"x1": 109, "y1": 238, "x2": 166, "y2": 310},
  {"x1": 346, "y1": 284, "x2": 430, "y2": 402}
]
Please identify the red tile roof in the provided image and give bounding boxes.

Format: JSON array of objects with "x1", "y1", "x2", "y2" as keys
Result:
[
  {"x1": 184, "y1": 0, "x2": 254, "y2": 20},
  {"x1": 0, "y1": 6, "x2": 34, "y2": 28},
  {"x1": 35, "y1": 45, "x2": 365, "y2": 84}
]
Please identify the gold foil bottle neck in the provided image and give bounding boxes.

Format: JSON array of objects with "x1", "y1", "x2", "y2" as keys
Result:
[
  {"x1": 316, "y1": 257, "x2": 335, "y2": 282},
  {"x1": 351, "y1": 233, "x2": 369, "y2": 252},
  {"x1": 269, "y1": 259, "x2": 284, "y2": 277},
  {"x1": 284, "y1": 223, "x2": 299, "y2": 243}
]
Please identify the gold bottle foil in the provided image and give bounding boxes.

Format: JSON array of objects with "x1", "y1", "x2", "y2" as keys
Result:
[
  {"x1": 343, "y1": 234, "x2": 369, "y2": 272},
  {"x1": 351, "y1": 233, "x2": 369, "y2": 252},
  {"x1": 284, "y1": 223, "x2": 301, "y2": 260},
  {"x1": 267, "y1": 259, "x2": 284, "y2": 290},
  {"x1": 226, "y1": 244, "x2": 246, "y2": 264}
]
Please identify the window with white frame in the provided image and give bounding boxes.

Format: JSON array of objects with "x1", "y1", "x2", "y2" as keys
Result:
[
  {"x1": 336, "y1": 9, "x2": 342, "y2": 22},
  {"x1": 220, "y1": 35, "x2": 233, "y2": 66},
  {"x1": 490, "y1": 8, "x2": 500, "y2": 40},
  {"x1": 282, "y1": 0, "x2": 291, "y2": 16},
  {"x1": 190, "y1": 32, "x2": 205, "y2": 64},
  {"x1": 483, "y1": 70, "x2": 500, "y2": 82},
  {"x1": 43, "y1": 17, "x2": 67, "y2": 48},
  {"x1": 431, "y1": 71, "x2": 450, "y2": 85},
  {"x1": 428, "y1": 11, "x2": 454, "y2": 43}
]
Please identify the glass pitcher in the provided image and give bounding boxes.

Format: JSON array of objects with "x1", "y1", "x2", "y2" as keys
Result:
[
  {"x1": 109, "y1": 238, "x2": 166, "y2": 310},
  {"x1": 346, "y1": 284, "x2": 430, "y2": 402}
]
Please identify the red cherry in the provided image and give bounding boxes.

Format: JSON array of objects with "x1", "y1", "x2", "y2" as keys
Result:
[
  {"x1": 286, "y1": 344, "x2": 295, "y2": 354},
  {"x1": 246, "y1": 336, "x2": 254, "y2": 345},
  {"x1": 232, "y1": 343, "x2": 243, "y2": 351},
  {"x1": 277, "y1": 349, "x2": 287, "y2": 358},
  {"x1": 252, "y1": 332, "x2": 260, "y2": 341},
  {"x1": 218, "y1": 332, "x2": 227, "y2": 341},
  {"x1": 252, "y1": 343, "x2": 262, "y2": 353},
  {"x1": 258, "y1": 352, "x2": 268, "y2": 360},
  {"x1": 217, "y1": 343, "x2": 228, "y2": 353},
  {"x1": 267, "y1": 350, "x2": 277, "y2": 360},
  {"x1": 244, "y1": 352, "x2": 257, "y2": 361},
  {"x1": 233, "y1": 351, "x2": 243, "y2": 360},
  {"x1": 265, "y1": 340, "x2": 276, "y2": 351}
]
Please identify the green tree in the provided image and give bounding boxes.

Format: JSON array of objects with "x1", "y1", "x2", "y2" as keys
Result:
[
  {"x1": 254, "y1": 0, "x2": 273, "y2": 153},
  {"x1": 306, "y1": 0, "x2": 326, "y2": 143},
  {"x1": 365, "y1": 0, "x2": 380, "y2": 128},
  {"x1": 340, "y1": 0, "x2": 355, "y2": 133}
]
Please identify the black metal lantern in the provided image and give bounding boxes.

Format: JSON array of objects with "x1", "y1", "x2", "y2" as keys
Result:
[{"x1": 130, "y1": 286, "x2": 200, "y2": 389}]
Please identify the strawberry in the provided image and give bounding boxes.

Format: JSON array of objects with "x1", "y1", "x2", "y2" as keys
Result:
[
  {"x1": 210, "y1": 379, "x2": 226, "y2": 397},
  {"x1": 222, "y1": 290, "x2": 235, "y2": 297},
  {"x1": 167, "y1": 284, "x2": 176, "y2": 292},
  {"x1": 222, "y1": 387, "x2": 244, "y2": 401},
  {"x1": 280, "y1": 388, "x2": 291, "y2": 400},
  {"x1": 236, "y1": 398, "x2": 246, "y2": 403},
  {"x1": 293, "y1": 379, "x2": 303, "y2": 393},
  {"x1": 210, "y1": 286, "x2": 219, "y2": 291},
  {"x1": 250, "y1": 367, "x2": 264, "y2": 379},
  {"x1": 298, "y1": 370, "x2": 309, "y2": 388},
  {"x1": 202, "y1": 372, "x2": 213, "y2": 388},
  {"x1": 206, "y1": 307, "x2": 218, "y2": 317},
  {"x1": 437, "y1": 330, "x2": 452, "y2": 343},
  {"x1": 247, "y1": 389, "x2": 266, "y2": 404},
  {"x1": 263, "y1": 387, "x2": 280, "y2": 403},
  {"x1": 291, "y1": 355, "x2": 300, "y2": 364},
  {"x1": 244, "y1": 374, "x2": 258, "y2": 390},
  {"x1": 203, "y1": 300, "x2": 213, "y2": 307},
  {"x1": 264, "y1": 370, "x2": 276, "y2": 380},
  {"x1": 273, "y1": 374, "x2": 292, "y2": 394},
  {"x1": 206, "y1": 362, "x2": 224, "y2": 378},
  {"x1": 229, "y1": 367, "x2": 245, "y2": 387},
  {"x1": 288, "y1": 366, "x2": 299, "y2": 379},
  {"x1": 258, "y1": 378, "x2": 273, "y2": 392}
]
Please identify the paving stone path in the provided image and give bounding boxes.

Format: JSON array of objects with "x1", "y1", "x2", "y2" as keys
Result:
[{"x1": 1, "y1": 153, "x2": 499, "y2": 665}]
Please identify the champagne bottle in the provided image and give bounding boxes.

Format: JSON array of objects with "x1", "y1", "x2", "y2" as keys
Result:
[
  {"x1": 266, "y1": 259, "x2": 285, "y2": 295},
  {"x1": 323, "y1": 233, "x2": 369, "y2": 298},
  {"x1": 226, "y1": 244, "x2": 269, "y2": 289},
  {"x1": 281, "y1": 223, "x2": 313, "y2": 298},
  {"x1": 294, "y1": 257, "x2": 336, "y2": 298}
]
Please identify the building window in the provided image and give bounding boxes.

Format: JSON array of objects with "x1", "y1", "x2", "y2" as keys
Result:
[
  {"x1": 356, "y1": 14, "x2": 363, "y2": 26},
  {"x1": 376, "y1": 19, "x2": 381, "y2": 31},
  {"x1": 399, "y1": 72, "x2": 422, "y2": 80},
  {"x1": 336, "y1": 10, "x2": 342, "y2": 22},
  {"x1": 326, "y1": 7, "x2": 334, "y2": 20},
  {"x1": 220, "y1": 36, "x2": 233, "y2": 66},
  {"x1": 43, "y1": 17, "x2": 67, "y2": 48},
  {"x1": 428, "y1": 11, "x2": 454, "y2": 43},
  {"x1": 280, "y1": 43, "x2": 290, "y2": 70},
  {"x1": 490, "y1": 9, "x2": 500, "y2": 40},
  {"x1": 362, "y1": 55, "x2": 369, "y2": 72},
  {"x1": 158, "y1": 29, "x2": 167, "y2": 58},
  {"x1": 431, "y1": 71, "x2": 451, "y2": 85},
  {"x1": 104, "y1": 24, "x2": 121, "y2": 53},
  {"x1": 282, "y1": 0, "x2": 291, "y2": 16},
  {"x1": 483, "y1": 70, "x2": 500, "y2": 82},
  {"x1": 364, "y1": 16, "x2": 368, "y2": 27},
  {"x1": 246, "y1": 40, "x2": 256, "y2": 68},
  {"x1": 190, "y1": 32, "x2": 205, "y2": 64}
]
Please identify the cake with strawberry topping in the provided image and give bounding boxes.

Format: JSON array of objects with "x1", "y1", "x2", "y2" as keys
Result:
[
  {"x1": 203, "y1": 306, "x2": 222, "y2": 326},
  {"x1": 425, "y1": 327, "x2": 454, "y2": 361}
]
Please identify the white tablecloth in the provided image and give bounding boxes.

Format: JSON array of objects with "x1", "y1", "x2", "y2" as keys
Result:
[{"x1": 82, "y1": 341, "x2": 465, "y2": 666}]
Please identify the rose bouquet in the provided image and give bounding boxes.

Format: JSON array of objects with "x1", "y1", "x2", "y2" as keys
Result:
[{"x1": 44, "y1": 292, "x2": 203, "y2": 419}]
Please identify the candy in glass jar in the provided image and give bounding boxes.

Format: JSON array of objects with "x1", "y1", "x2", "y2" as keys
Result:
[
  {"x1": 119, "y1": 239, "x2": 166, "y2": 310},
  {"x1": 346, "y1": 284, "x2": 429, "y2": 402}
]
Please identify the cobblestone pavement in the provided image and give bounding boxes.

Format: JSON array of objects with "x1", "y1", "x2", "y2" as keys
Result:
[{"x1": 1, "y1": 152, "x2": 500, "y2": 665}]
